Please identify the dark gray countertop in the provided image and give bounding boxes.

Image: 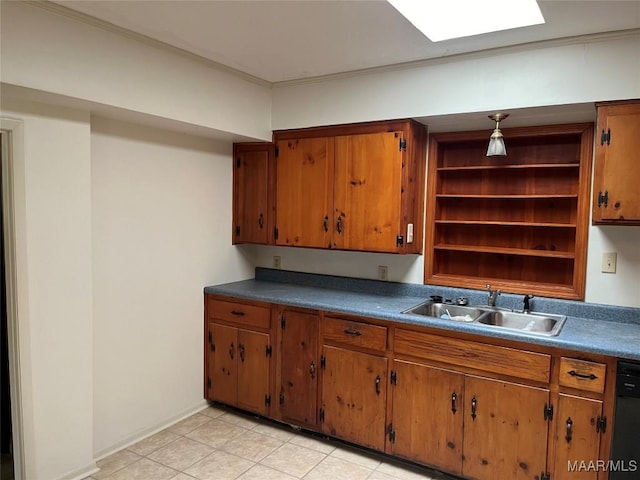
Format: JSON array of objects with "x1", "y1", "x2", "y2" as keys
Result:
[{"x1": 204, "y1": 268, "x2": 640, "y2": 362}]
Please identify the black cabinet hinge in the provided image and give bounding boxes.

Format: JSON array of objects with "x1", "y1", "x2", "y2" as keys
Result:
[
  {"x1": 396, "y1": 235, "x2": 404, "y2": 247},
  {"x1": 319, "y1": 408, "x2": 325, "y2": 422},
  {"x1": 266, "y1": 345, "x2": 272, "y2": 357},
  {"x1": 597, "y1": 416, "x2": 607, "y2": 433},
  {"x1": 600, "y1": 128, "x2": 611, "y2": 146},
  {"x1": 207, "y1": 377, "x2": 211, "y2": 390},
  {"x1": 236, "y1": 157, "x2": 241, "y2": 168},
  {"x1": 387, "y1": 424, "x2": 396, "y2": 443},
  {"x1": 280, "y1": 315, "x2": 286, "y2": 329},
  {"x1": 390, "y1": 370, "x2": 397, "y2": 385},
  {"x1": 539, "y1": 472, "x2": 551, "y2": 480},
  {"x1": 399, "y1": 138, "x2": 407, "y2": 151},
  {"x1": 544, "y1": 403, "x2": 554, "y2": 421},
  {"x1": 597, "y1": 190, "x2": 609, "y2": 208},
  {"x1": 274, "y1": 227, "x2": 279, "y2": 241},
  {"x1": 279, "y1": 392, "x2": 285, "y2": 405},
  {"x1": 235, "y1": 226, "x2": 241, "y2": 236},
  {"x1": 209, "y1": 332, "x2": 215, "y2": 352},
  {"x1": 320, "y1": 355, "x2": 326, "y2": 370},
  {"x1": 265, "y1": 394, "x2": 271, "y2": 407},
  {"x1": 274, "y1": 145, "x2": 279, "y2": 157}
]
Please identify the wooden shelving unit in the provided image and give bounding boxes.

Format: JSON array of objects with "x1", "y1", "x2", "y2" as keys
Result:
[{"x1": 425, "y1": 123, "x2": 594, "y2": 300}]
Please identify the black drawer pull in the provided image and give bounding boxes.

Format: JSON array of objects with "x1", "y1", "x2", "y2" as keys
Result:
[
  {"x1": 568, "y1": 370, "x2": 597, "y2": 380},
  {"x1": 565, "y1": 417, "x2": 573, "y2": 443},
  {"x1": 375, "y1": 375, "x2": 381, "y2": 395},
  {"x1": 231, "y1": 310, "x2": 245, "y2": 316},
  {"x1": 471, "y1": 396, "x2": 477, "y2": 420},
  {"x1": 343, "y1": 328, "x2": 362, "y2": 337},
  {"x1": 451, "y1": 392, "x2": 457, "y2": 414}
]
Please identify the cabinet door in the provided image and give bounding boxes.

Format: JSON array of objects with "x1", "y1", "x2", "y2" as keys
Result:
[
  {"x1": 237, "y1": 329, "x2": 270, "y2": 415},
  {"x1": 279, "y1": 311, "x2": 319, "y2": 426},
  {"x1": 321, "y1": 345, "x2": 387, "y2": 451},
  {"x1": 463, "y1": 375, "x2": 549, "y2": 480},
  {"x1": 209, "y1": 323, "x2": 238, "y2": 405},
  {"x1": 389, "y1": 360, "x2": 464, "y2": 475},
  {"x1": 552, "y1": 394, "x2": 603, "y2": 480},
  {"x1": 593, "y1": 104, "x2": 640, "y2": 222},
  {"x1": 334, "y1": 132, "x2": 403, "y2": 252},
  {"x1": 276, "y1": 137, "x2": 334, "y2": 248},
  {"x1": 233, "y1": 144, "x2": 272, "y2": 244}
]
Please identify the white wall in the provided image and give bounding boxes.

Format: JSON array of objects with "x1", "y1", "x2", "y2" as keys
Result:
[
  {"x1": 1, "y1": 98, "x2": 95, "y2": 480},
  {"x1": 91, "y1": 116, "x2": 253, "y2": 456},
  {"x1": 0, "y1": 1, "x2": 273, "y2": 141}
]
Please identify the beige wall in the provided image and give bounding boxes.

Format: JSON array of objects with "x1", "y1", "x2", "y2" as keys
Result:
[
  {"x1": 91, "y1": 116, "x2": 253, "y2": 456},
  {"x1": 1, "y1": 99, "x2": 95, "y2": 480}
]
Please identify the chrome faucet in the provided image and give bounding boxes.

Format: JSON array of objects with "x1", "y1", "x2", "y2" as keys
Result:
[
  {"x1": 523, "y1": 294, "x2": 534, "y2": 314},
  {"x1": 486, "y1": 284, "x2": 501, "y2": 307}
]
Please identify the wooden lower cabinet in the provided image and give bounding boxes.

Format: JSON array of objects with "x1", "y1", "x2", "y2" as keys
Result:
[
  {"x1": 463, "y1": 375, "x2": 550, "y2": 480},
  {"x1": 208, "y1": 322, "x2": 271, "y2": 415},
  {"x1": 320, "y1": 345, "x2": 388, "y2": 451},
  {"x1": 389, "y1": 360, "x2": 464, "y2": 475},
  {"x1": 551, "y1": 394, "x2": 604, "y2": 480},
  {"x1": 278, "y1": 309, "x2": 319, "y2": 427}
]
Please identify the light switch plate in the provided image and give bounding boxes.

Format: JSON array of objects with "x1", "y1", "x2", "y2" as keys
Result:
[{"x1": 601, "y1": 252, "x2": 617, "y2": 273}]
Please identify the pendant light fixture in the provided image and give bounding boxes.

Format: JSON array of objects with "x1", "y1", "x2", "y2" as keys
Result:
[{"x1": 486, "y1": 113, "x2": 509, "y2": 157}]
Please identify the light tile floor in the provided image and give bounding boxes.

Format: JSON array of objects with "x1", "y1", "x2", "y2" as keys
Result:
[{"x1": 87, "y1": 405, "x2": 459, "y2": 480}]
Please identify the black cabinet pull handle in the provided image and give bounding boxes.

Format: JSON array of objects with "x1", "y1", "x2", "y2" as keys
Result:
[
  {"x1": 229, "y1": 342, "x2": 235, "y2": 360},
  {"x1": 451, "y1": 392, "x2": 457, "y2": 414},
  {"x1": 231, "y1": 310, "x2": 245, "y2": 316},
  {"x1": 336, "y1": 215, "x2": 343, "y2": 234},
  {"x1": 258, "y1": 213, "x2": 264, "y2": 229},
  {"x1": 565, "y1": 417, "x2": 573, "y2": 443},
  {"x1": 238, "y1": 344, "x2": 245, "y2": 362},
  {"x1": 471, "y1": 396, "x2": 477, "y2": 420},
  {"x1": 375, "y1": 375, "x2": 381, "y2": 395},
  {"x1": 343, "y1": 328, "x2": 362, "y2": 337},
  {"x1": 310, "y1": 361, "x2": 316, "y2": 379},
  {"x1": 323, "y1": 216, "x2": 329, "y2": 232},
  {"x1": 568, "y1": 370, "x2": 597, "y2": 380}
]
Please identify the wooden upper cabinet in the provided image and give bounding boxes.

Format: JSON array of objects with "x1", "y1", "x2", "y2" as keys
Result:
[
  {"x1": 592, "y1": 100, "x2": 640, "y2": 224},
  {"x1": 275, "y1": 137, "x2": 334, "y2": 248},
  {"x1": 233, "y1": 143, "x2": 275, "y2": 244},
  {"x1": 425, "y1": 123, "x2": 593, "y2": 300},
  {"x1": 333, "y1": 132, "x2": 404, "y2": 251},
  {"x1": 274, "y1": 119, "x2": 427, "y2": 254}
]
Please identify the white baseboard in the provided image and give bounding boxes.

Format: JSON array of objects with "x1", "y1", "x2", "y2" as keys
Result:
[
  {"x1": 55, "y1": 463, "x2": 99, "y2": 480},
  {"x1": 93, "y1": 399, "x2": 210, "y2": 462}
]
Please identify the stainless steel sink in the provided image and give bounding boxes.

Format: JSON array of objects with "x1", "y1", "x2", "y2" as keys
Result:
[
  {"x1": 403, "y1": 302, "x2": 487, "y2": 322},
  {"x1": 476, "y1": 310, "x2": 566, "y2": 336},
  {"x1": 402, "y1": 301, "x2": 566, "y2": 336}
]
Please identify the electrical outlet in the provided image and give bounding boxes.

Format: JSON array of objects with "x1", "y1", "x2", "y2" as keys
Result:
[
  {"x1": 273, "y1": 256, "x2": 281, "y2": 269},
  {"x1": 601, "y1": 252, "x2": 617, "y2": 273},
  {"x1": 378, "y1": 265, "x2": 388, "y2": 281}
]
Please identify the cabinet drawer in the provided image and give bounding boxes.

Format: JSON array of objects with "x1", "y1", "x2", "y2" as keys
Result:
[
  {"x1": 208, "y1": 299, "x2": 270, "y2": 329},
  {"x1": 559, "y1": 357, "x2": 606, "y2": 393},
  {"x1": 394, "y1": 329, "x2": 551, "y2": 383},
  {"x1": 323, "y1": 317, "x2": 387, "y2": 352}
]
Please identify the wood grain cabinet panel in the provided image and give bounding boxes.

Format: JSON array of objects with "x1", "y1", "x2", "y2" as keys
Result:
[
  {"x1": 388, "y1": 360, "x2": 464, "y2": 475},
  {"x1": 233, "y1": 143, "x2": 275, "y2": 244},
  {"x1": 593, "y1": 100, "x2": 640, "y2": 224},
  {"x1": 273, "y1": 119, "x2": 427, "y2": 254},
  {"x1": 559, "y1": 357, "x2": 606, "y2": 394},
  {"x1": 551, "y1": 394, "x2": 604, "y2": 480},
  {"x1": 322, "y1": 316, "x2": 387, "y2": 352},
  {"x1": 278, "y1": 310, "x2": 319, "y2": 427},
  {"x1": 320, "y1": 345, "x2": 388, "y2": 451},
  {"x1": 462, "y1": 375, "x2": 550, "y2": 480}
]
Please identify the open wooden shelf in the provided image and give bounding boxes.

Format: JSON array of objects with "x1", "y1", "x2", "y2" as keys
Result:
[{"x1": 425, "y1": 123, "x2": 594, "y2": 300}]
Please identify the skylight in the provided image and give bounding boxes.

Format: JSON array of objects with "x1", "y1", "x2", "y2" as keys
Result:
[{"x1": 387, "y1": 0, "x2": 545, "y2": 42}]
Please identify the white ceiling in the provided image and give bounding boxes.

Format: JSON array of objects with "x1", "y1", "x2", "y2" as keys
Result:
[{"x1": 54, "y1": 0, "x2": 640, "y2": 84}]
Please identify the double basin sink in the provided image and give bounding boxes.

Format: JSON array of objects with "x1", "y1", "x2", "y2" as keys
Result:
[{"x1": 403, "y1": 301, "x2": 566, "y2": 337}]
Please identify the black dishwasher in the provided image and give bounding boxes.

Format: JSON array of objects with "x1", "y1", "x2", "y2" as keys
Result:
[{"x1": 611, "y1": 362, "x2": 640, "y2": 479}]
